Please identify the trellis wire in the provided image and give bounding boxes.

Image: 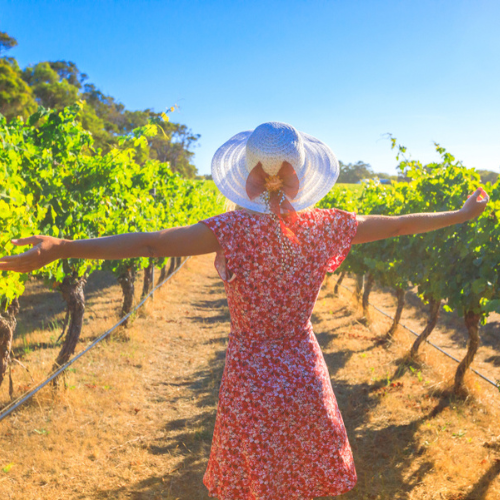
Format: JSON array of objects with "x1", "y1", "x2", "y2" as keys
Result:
[
  {"x1": 337, "y1": 280, "x2": 500, "y2": 390},
  {"x1": 0, "y1": 257, "x2": 190, "y2": 423}
]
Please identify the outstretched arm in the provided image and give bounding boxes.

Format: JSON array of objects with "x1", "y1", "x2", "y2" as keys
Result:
[
  {"x1": 0, "y1": 223, "x2": 222, "y2": 273},
  {"x1": 352, "y1": 187, "x2": 490, "y2": 245}
]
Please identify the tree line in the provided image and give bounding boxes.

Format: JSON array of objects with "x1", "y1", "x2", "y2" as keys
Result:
[{"x1": 336, "y1": 159, "x2": 498, "y2": 186}]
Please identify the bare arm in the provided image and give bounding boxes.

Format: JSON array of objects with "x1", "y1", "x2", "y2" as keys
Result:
[
  {"x1": 0, "y1": 223, "x2": 222, "y2": 273},
  {"x1": 353, "y1": 187, "x2": 489, "y2": 245}
]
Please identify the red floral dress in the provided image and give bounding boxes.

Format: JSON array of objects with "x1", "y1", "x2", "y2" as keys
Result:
[{"x1": 198, "y1": 207, "x2": 358, "y2": 500}]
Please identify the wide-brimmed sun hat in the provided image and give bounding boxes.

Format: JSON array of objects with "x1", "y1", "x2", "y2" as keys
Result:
[{"x1": 211, "y1": 121, "x2": 340, "y2": 217}]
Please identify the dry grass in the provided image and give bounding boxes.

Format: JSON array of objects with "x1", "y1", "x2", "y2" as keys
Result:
[{"x1": 0, "y1": 257, "x2": 499, "y2": 499}]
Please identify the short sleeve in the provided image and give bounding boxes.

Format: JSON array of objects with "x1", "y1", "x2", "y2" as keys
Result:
[
  {"x1": 321, "y1": 208, "x2": 358, "y2": 273},
  {"x1": 199, "y1": 211, "x2": 239, "y2": 283}
]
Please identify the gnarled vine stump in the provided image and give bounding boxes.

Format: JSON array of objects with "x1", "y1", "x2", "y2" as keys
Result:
[
  {"x1": 354, "y1": 274, "x2": 364, "y2": 305},
  {"x1": 362, "y1": 272, "x2": 375, "y2": 323},
  {"x1": 386, "y1": 287, "x2": 405, "y2": 339},
  {"x1": 0, "y1": 298, "x2": 20, "y2": 395},
  {"x1": 118, "y1": 267, "x2": 137, "y2": 327},
  {"x1": 159, "y1": 257, "x2": 176, "y2": 284},
  {"x1": 52, "y1": 275, "x2": 87, "y2": 387},
  {"x1": 454, "y1": 310, "x2": 482, "y2": 395},
  {"x1": 410, "y1": 296, "x2": 441, "y2": 358},
  {"x1": 333, "y1": 271, "x2": 346, "y2": 296},
  {"x1": 141, "y1": 259, "x2": 154, "y2": 298}
]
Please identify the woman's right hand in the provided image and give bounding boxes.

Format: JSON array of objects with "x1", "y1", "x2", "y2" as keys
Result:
[
  {"x1": 459, "y1": 187, "x2": 490, "y2": 222},
  {"x1": 0, "y1": 235, "x2": 64, "y2": 273}
]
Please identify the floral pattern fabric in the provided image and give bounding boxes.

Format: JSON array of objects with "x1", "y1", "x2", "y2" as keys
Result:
[{"x1": 198, "y1": 207, "x2": 358, "y2": 499}]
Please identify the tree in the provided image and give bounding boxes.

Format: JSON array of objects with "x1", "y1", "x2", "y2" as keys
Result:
[
  {"x1": 0, "y1": 31, "x2": 37, "y2": 120},
  {"x1": 337, "y1": 161, "x2": 374, "y2": 183},
  {"x1": 22, "y1": 62, "x2": 79, "y2": 109},
  {"x1": 0, "y1": 59, "x2": 37, "y2": 119},
  {"x1": 374, "y1": 172, "x2": 399, "y2": 182},
  {"x1": 0, "y1": 32, "x2": 17, "y2": 55},
  {"x1": 2, "y1": 31, "x2": 201, "y2": 177},
  {"x1": 476, "y1": 169, "x2": 499, "y2": 185}
]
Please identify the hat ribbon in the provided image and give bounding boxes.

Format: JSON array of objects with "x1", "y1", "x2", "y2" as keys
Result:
[{"x1": 245, "y1": 161, "x2": 301, "y2": 245}]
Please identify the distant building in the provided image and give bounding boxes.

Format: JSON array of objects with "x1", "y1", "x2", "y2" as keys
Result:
[{"x1": 357, "y1": 178, "x2": 391, "y2": 185}]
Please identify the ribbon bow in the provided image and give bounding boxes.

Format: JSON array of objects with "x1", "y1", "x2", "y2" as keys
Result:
[{"x1": 245, "y1": 161, "x2": 301, "y2": 245}]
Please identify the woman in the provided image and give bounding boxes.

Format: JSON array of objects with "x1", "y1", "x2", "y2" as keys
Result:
[{"x1": 0, "y1": 122, "x2": 489, "y2": 499}]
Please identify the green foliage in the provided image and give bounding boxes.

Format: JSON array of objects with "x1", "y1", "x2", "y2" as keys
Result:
[
  {"x1": 0, "y1": 59, "x2": 37, "y2": 120},
  {"x1": 0, "y1": 30, "x2": 199, "y2": 177},
  {"x1": 334, "y1": 183, "x2": 364, "y2": 197},
  {"x1": 0, "y1": 31, "x2": 17, "y2": 55},
  {"x1": 0, "y1": 113, "x2": 44, "y2": 308},
  {"x1": 22, "y1": 62, "x2": 80, "y2": 110},
  {"x1": 321, "y1": 140, "x2": 500, "y2": 324},
  {"x1": 0, "y1": 102, "x2": 224, "y2": 308}
]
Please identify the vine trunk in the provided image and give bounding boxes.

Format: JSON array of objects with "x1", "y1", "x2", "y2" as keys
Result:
[
  {"x1": 142, "y1": 259, "x2": 154, "y2": 298},
  {"x1": 386, "y1": 287, "x2": 406, "y2": 339},
  {"x1": 0, "y1": 298, "x2": 20, "y2": 395},
  {"x1": 410, "y1": 297, "x2": 441, "y2": 358},
  {"x1": 333, "y1": 271, "x2": 346, "y2": 296},
  {"x1": 52, "y1": 275, "x2": 86, "y2": 387},
  {"x1": 454, "y1": 309, "x2": 482, "y2": 395},
  {"x1": 118, "y1": 267, "x2": 137, "y2": 328},
  {"x1": 354, "y1": 274, "x2": 364, "y2": 305},
  {"x1": 362, "y1": 272, "x2": 375, "y2": 323}
]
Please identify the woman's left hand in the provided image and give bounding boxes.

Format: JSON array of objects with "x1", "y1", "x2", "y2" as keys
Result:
[{"x1": 460, "y1": 187, "x2": 490, "y2": 222}]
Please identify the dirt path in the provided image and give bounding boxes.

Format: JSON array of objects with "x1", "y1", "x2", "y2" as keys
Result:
[{"x1": 1, "y1": 255, "x2": 500, "y2": 499}]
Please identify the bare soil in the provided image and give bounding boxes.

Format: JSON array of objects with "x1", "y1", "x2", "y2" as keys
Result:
[
  {"x1": 340, "y1": 274, "x2": 500, "y2": 385},
  {"x1": 1, "y1": 255, "x2": 499, "y2": 499}
]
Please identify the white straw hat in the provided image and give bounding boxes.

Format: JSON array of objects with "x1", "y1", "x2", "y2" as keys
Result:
[{"x1": 211, "y1": 122, "x2": 340, "y2": 214}]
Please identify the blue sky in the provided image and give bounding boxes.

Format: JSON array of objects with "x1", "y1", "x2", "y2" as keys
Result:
[{"x1": 2, "y1": 0, "x2": 499, "y2": 176}]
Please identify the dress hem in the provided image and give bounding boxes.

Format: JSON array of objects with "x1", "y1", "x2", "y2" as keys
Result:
[{"x1": 204, "y1": 477, "x2": 358, "y2": 500}]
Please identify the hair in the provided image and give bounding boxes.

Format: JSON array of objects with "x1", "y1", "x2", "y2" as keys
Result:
[
  {"x1": 224, "y1": 198, "x2": 242, "y2": 212},
  {"x1": 224, "y1": 197, "x2": 317, "y2": 214}
]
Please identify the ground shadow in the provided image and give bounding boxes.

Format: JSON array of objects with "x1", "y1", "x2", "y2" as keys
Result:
[
  {"x1": 94, "y1": 344, "x2": 226, "y2": 499},
  {"x1": 94, "y1": 271, "x2": 498, "y2": 500},
  {"x1": 14, "y1": 269, "x2": 122, "y2": 339},
  {"x1": 94, "y1": 273, "x2": 229, "y2": 499},
  {"x1": 462, "y1": 459, "x2": 500, "y2": 500}
]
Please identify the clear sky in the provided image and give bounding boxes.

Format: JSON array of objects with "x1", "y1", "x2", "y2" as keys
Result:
[{"x1": 2, "y1": 0, "x2": 499, "y2": 176}]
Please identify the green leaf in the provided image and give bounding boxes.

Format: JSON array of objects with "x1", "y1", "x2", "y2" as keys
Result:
[
  {"x1": 484, "y1": 299, "x2": 500, "y2": 314},
  {"x1": 471, "y1": 279, "x2": 486, "y2": 295}
]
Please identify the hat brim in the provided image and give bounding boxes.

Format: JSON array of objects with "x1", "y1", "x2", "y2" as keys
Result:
[{"x1": 211, "y1": 130, "x2": 340, "y2": 213}]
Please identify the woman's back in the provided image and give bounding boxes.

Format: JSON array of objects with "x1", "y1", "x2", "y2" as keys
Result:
[
  {"x1": 199, "y1": 206, "x2": 358, "y2": 499},
  {"x1": 200, "y1": 207, "x2": 357, "y2": 340}
]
